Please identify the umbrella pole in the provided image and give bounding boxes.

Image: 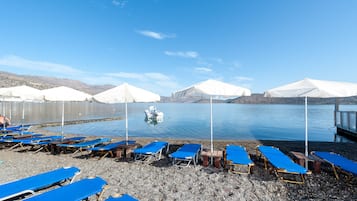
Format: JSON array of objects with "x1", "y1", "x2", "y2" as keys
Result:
[
  {"x1": 305, "y1": 96, "x2": 308, "y2": 168},
  {"x1": 125, "y1": 100, "x2": 128, "y2": 143},
  {"x1": 61, "y1": 100, "x2": 65, "y2": 138},
  {"x1": 2, "y1": 98, "x2": 5, "y2": 130},
  {"x1": 22, "y1": 101, "x2": 25, "y2": 135},
  {"x1": 210, "y1": 96, "x2": 213, "y2": 166}
]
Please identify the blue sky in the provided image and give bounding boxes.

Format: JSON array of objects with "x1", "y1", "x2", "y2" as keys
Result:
[{"x1": 0, "y1": 0, "x2": 356, "y2": 96}]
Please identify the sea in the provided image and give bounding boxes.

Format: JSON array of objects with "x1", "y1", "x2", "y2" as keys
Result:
[{"x1": 32, "y1": 102, "x2": 357, "y2": 142}]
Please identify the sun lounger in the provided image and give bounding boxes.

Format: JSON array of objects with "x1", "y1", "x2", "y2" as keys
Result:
[
  {"x1": 224, "y1": 145, "x2": 254, "y2": 174},
  {"x1": 256, "y1": 145, "x2": 311, "y2": 184},
  {"x1": 106, "y1": 194, "x2": 139, "y2": 201},
  {"x1": 0, "y1": 133, "x2": 43, "y2": 143},
  {"x1": 23, "y1": 177, "x2": 107, "y2": 201},
  {"x1": 0, "y1": 166, "x2": 80, "y2": 201},
  {"x1": 89, "y1": 140, "x2": 136, "y2": 159},
  {"x1": 57, "y1": 138, "x2": 111, "y2": 154},
  {"x1": 169, "y1": 143, "x2": 201, "y2": 167},
  {"x1": 134, "y1": 141, "x2": 169, "y2": 162},
  {"x1": 27, "y1": 136, "x2": 86, "y2": 153},
  {"x1": 311, "y1": 151, "x2": 357, "y2": 180},
  {"x1": 7, "y1": 135, "x2": 62, "y2": 150}
]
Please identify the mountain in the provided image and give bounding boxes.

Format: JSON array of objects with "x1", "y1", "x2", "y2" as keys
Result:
[{"x1": 0, "y1": 71, "x2": 114, "y2": 95}]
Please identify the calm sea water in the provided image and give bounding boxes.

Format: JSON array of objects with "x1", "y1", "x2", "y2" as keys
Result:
[{"x1": 42, "y1": 103, "x2": 357, "y2": 142}]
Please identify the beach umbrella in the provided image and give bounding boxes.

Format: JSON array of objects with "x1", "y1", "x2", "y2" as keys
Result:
[
  {"x1": 93, "y1": 83, "x2": 160, "y2": 142},
  {"x1": 172, "y1": 79, "x2": 251, "y2": 164},
  {"x1": 42, "y1": 86, "x2": 92, "y2": 137},
  {"x1": 0, "y1": 85, "x2": 44, "y2": 130},
  {"x1": 264, "y1": 78, "x2": 357, "y2": 167}
]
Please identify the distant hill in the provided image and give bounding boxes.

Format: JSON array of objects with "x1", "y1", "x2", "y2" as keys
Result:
[
  {"x1": 164, "y1": 93, "x2": 357, "y2": 105},
  {"x1": 0, "y1": 71, "x2": 114, "y2": 95},
  {"x1": 229, "y1": 93, "x2": 357, "y2": 105}
]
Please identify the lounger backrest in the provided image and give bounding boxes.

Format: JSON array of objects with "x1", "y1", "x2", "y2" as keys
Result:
[
  {"x1": 91, "y1": 140, "x2": 136, "y2": 151},
  {"x1": 139, "y1": 141, "x2": 168, "y2": 152},
  {"x1": 258, "y1": 145, "x2": 308, "y2": 174},
  {"x1": 23, "y1": 177, "x2": 107, "y2": 201},
  {"x1": 9, "y1": 136, "x2": 57, "y2": 143},
  {"x1": 0, "y1": 167, "x2": 80, "y2": 201},
  {"x1": 25, "y1": 136, "x2": 63, "y2": 144},
  {"x1": 313, "y1": 151, "x2": 357, "y2": 175},
  {"x1": 178, "y1": 144, "x2": 201, "y2": 153},
  {"x1": 60, "y1": 138, "x2": 111, "y2": 148}
]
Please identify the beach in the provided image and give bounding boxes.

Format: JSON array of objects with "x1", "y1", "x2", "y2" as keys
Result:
[{"x1": 0, "y1": 127, "x2": 356, "y2": 201}]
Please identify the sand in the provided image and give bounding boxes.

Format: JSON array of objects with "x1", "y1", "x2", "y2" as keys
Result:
[{"x1": 0, "y1": 126, "x2": 356, "y2": 201}]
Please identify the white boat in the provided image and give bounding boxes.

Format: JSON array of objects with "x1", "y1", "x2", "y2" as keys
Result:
[{"x1": 144, "y1": 106, "x2": 164, "y2": 121}]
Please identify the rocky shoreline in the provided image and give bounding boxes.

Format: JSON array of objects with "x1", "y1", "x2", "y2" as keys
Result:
[{"x1": 0, "y1": 127, "x2": 356, "y2": 201}]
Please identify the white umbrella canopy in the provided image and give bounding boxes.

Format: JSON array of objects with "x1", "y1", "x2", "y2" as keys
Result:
[
  {"x1": 0, "y1": 85, "x2": 44, "y2": 130},
  {"x1": 172, "y1": 79, "x2": 251, "y2": 164},
  {"x1": 93, "y1": 83, "x2": 161, "y2": 141},
  {"x1": 0, "y1": 85, "x2": 44, "y2": 101},
  {"x1": 264, "y1": 78, "x2": 357, "y2": 98},
  {"x1": 42, "y1": 86, "x2": 92, "y2": 137},
  {"x1": 264, "y1": 78, "x2": 357, "y2": 167}
]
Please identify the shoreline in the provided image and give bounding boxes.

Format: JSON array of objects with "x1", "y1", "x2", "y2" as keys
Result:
[
  {"x1": 1, "y1": 126, "x2": 356, "y2": 200},
  {"x1": 31, "y1": 125, "x2": 357, "y2": 160}
]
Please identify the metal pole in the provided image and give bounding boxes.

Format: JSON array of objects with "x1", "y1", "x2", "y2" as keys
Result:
[
  {"x1": 334, "y1": 98, "x2": 339, "y2": 127},
  {"x1": 125, "y1": 100, "x2": 128, "y2": 143},
  {"x1": 22, "y1": 101, "x2": 25, "y2": 135},
  {"x1": 210, "y1": 96, "x2": 213, "y2": 166},
  {"x1": 305, "y1": 96, "x2": 308, "y2": 168},
  {"x1": 61, "y1": 101, "x2": 65, "y2": 138}
]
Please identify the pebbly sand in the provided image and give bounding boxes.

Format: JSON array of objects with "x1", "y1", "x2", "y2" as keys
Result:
[{"x1": 0, "y1": 126, "x2": 356, "y2": 201}]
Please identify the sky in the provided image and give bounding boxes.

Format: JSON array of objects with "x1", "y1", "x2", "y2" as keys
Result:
[{"x1": 0, "y1": 0, "x2": 356, "y2": 96}]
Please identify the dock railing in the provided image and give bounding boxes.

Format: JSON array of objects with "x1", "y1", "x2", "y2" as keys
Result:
[{"x1": 335, "y1": 110, "x2": 357, "y2": 134}]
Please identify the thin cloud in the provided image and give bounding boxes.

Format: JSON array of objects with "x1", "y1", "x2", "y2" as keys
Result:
[
  {"x1": 137, "y1": 30, "x2": 175, "y2": 40},
  {"x1": 235, "y1": 76, "x2": 254, "y2": 81},
  {"x1": 164, "y1": 51, "x2": 198, "y2": 58},
  {"x1": 106, "y1": 72, "x2": 144, "y2": 80},
  {"x1": 104, "y1": 71, "x2": 178, "y2": 95},
  {"x1": 106, "y1": 72, "x2": 171, "y2": 82},
  {"x1": 112, "y1": 0, "x2": 127, "y2": 8},
  {"x1": 145, "y1": 73, "x2": 170, "y2": 81},
  {"x1": 195, "y1": 67, "x2": 212, "y2": 73},
  {"x1": 0, "y1": 55, "x2": 83, "y2": 75}
]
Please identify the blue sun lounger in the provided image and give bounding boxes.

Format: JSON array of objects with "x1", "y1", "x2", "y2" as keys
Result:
[
  {"x1": 23, "y1": 177, "x2": 107, "y2": 201},
  {"x1": 26, "y1": 136, "x2": 86, "y2": 153},
  {"x1": 106, "y1": 194, "x2": 139, "y2": 201},
  {"x1": 134, "y1": 141, "x2": 169, "y2": 162},
  {"x1": 311, "y1": 151, "x2": 357, "y2": 180},
  {"x1": 256, "y1": 145, "x2": 311, "y2": 184},
  {"x1": 7, "y1": 135, "x2": 62, "y2": 150},
  {"x1": 169, "y1": 143, "x2": 201, "y2": 167},
  {"x1": 88, "y1": 140, "x2": 136, "y2": 159},
  {"x1": 0, "y1": 133, "x2": 43, "y2": 143},
  {"x1": 0, "y1": 166, "x2": 80, "y2": 201},
  {"x1": 224, "y1": 145, "x2": 254, "y2": 174},
  {"x1": 57, "y1": 138, "x2": 111, "y2": 154}
]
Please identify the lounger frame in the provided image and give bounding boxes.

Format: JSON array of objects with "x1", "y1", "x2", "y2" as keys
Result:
[
  {"x1": 89, "y1": 140, "x2": 136, "y2": 160},
  {"x1": 22, "y1": 177, "x2": 108, "y2": 201},
  {"x1": 134, "y1": 141, "x2": 169, "y2": 162},
  {"x1": 0, "y1": 166, "x2": 80, "y2": 201},
  {"x1": 256, "y1": 145, "x2": 311, "y2": 184},
  {"x1": 224, "y1": 145, "x2": 254, "y2": 174},
  {"x1": 170, "y1": 144, "x2": 201, "y2": 167},
  {"x1": 311, "y1": 151, "x2": 357, "y2": 181},
  {"x1": 58, "y1": 138, "x2": 111, "y2": 154}
]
